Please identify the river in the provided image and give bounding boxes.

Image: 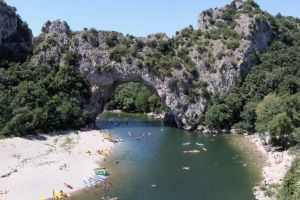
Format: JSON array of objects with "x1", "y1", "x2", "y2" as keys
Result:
[{"x1": 72, "y1": 112, "x2": 260, "y2": 200}]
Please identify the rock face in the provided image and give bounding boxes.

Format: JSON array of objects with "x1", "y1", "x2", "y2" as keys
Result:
[
  {"x1": 0, "y1": 3, "x2": 17, "y2": 45},
  {"x1": 0, "y1": 1, "x2": 32, "y2": 60},
  {"x1": 30, "y1": 1, "x2": 273, "y2": 130}
]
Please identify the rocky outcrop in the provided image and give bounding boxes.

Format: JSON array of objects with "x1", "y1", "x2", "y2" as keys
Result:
[
  {"x1": 0, "y1": 1, "x2": 32, "y2": 61},
  {"x1": 0, "y1": 3, "x2": 17, "y2": 45},
  {"x1": 30, "y1": 1, "x2": 274, "y2": 130}
]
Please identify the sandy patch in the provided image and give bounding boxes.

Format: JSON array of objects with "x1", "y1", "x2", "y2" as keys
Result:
[{"x1": 0, "y1": 130, "x2": 114, "y2": 200}]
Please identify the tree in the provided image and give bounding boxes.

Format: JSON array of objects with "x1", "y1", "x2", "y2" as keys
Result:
[
  {"x1": 255, "y1": 94, "x2": 300, "y2": 146},
  {"x1": 255, "y1": 94, "x2": 282, "y2": 133},
  {"x1": 205, "y1": 104, "x2": 233, "y2": 128},
  {"x1": 267, "y1": 112, "x2": 294, "y2": 146}
]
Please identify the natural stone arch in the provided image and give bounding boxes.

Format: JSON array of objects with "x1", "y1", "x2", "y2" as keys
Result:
[
  {"x1": 31, "y1": 1, "x2": 274, "y2": 130},
  {"x1": 81, "y1": 62, "x2": 204, "y2": 129}
]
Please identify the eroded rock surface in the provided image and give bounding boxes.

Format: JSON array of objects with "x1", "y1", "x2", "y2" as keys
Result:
[{"x1": 30, "y1": 1, "x2": 273, "y2": 130}]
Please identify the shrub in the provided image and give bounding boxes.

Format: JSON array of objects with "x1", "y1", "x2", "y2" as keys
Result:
[
  {"x1": 105, "y1": 32, "x2": 119, "y2": 48},
  {"x1": 109, "y1": 45, "x2": 127, "y2": 62},
  {"x1": 205, "y1": 104, "x2": 233, "y2": 128},
  {"x1": 227, "y1": 40, "x2": 240, "y2": 50}
]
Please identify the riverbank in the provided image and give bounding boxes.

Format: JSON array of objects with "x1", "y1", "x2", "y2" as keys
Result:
[
  {"x1": 228, "y1": 133, "x2": 295, "y2": 200},
  {"x1": 0, "y1": 130, "x2": 114, "y2": 200},
  {"x1": 106, "y1": 109, "x2": 165, "y2": 119},
  {"x1": 248, "y1": 135, "x2": 294, "y2": 200}
]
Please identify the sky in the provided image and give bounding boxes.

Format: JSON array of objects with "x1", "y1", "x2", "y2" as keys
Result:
[{"x1": 5, "y1": 0, "x2": 300, "y2": 37}]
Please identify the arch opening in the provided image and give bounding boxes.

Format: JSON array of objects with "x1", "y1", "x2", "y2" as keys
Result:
[{"x1": 105, "y1": 82, "x2": 166, "y2": 114}]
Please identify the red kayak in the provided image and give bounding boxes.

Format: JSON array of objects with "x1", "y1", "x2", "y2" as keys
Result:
[{"x1": 64, "y1": 183, "x2": 73, "y2": 189}]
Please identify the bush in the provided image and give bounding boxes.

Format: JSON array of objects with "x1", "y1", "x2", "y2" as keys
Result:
[
  {"x1": 106, "y1": 82, "x2": 165, "y2": 113},
  {"x1": 109, "y1": 45, "x2": 127, "y2": 62},
  {"x1": 0, "y1": 61, "x2": 93, "y2": 136},
  {"x1": 227, "y1": 40, "x2": 240, "y2": 50},
  {"x1": 205, "y1": 104, "x2": 233, "y2": 128},
  {"x1": 278, "y1": 158, "x2": 300, "y2": 199},
  {"x1": 255, "y1": 93, "x2": 300, "y2": 146},
  {"x1": 105, "y1": 32, "x2": 119, "y2": 48}
]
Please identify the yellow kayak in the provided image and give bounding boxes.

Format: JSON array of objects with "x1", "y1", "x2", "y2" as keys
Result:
[
  {"x1": 53, "y1": 190, "x2": 62, "y2": 199},
  {"x1": 97, "y1": 149, "x2": 112, "y2": 156}
]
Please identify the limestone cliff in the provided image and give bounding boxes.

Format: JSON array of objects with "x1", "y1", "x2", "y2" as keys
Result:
[
  {"x1": 0, "y1": 1, "x2": 32, "y2": 61},
  {"x1": 28, "y1": 1, "x2": 274, "y2": 130}
]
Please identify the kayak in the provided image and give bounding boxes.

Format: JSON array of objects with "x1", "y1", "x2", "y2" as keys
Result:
[
  {"x1": 94, "y1": 168, "x2": 109, "y2": 172},
  {"x1": 202, "y1": 148, "x2": 207, "y2": 151},
  {"x1": 95, "y1": 170, "x2": 110, "y2": 176},
  {"x1": 182, "y1": 142, "x2": 191, "y2": 146},
  {"x1": 64, "y1": 183, "x2": 73, "y2": 189},
  {"x1": 116, "y1": 138, "x2": 125, "y2": 143},
  {"x1": 189, "y1": 149, "x2": 200, "y2": 153},
  {"x1": 182, "y1": 166, "x2": 190, "y2": 170},
  {"x1": 95, "y1": 174, "x2": 107, "y2": 180},
  {"x1": 97, "y1": 150, "x2": 112, "y2": 156},
  {"x1": 195, "y1": 143, "x2": 204, "y2": 147},
  {"x1": 111, "y1": 138, "x2": 125, "y2": 143},
  {"x1": 94, "y1": 167, "x2": 107, "y2": 171},
  {"x1": 53, "y1": 191, "x2": 62, "y2": 199},
  {"x1": 183, "y1": 149, "x2": 200, "y2": 153},
  {"x1": 128, "y1": 131, "x2": 132, "y2": 137}
]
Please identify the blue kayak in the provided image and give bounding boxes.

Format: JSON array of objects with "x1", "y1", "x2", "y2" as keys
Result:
[
  {"x1": 182, "y1": 142, "x2": 191, "y2": 146},
  {"x1": 195, "y1": 142, "x2": 204, "y2": 147}
]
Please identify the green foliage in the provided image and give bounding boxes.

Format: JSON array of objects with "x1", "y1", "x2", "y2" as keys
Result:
[
  {"x1": 255, "y1": 93, "x2": 300, "y2": 146},
  {"x1": 105, "y1": 32, "x2": 119, "y2": 48},
  {"x1": 255, "y1": 94, "x2": 282, "y2": 132},
  {"x1": 226, "y1": 40, "x2": 240, "y2": 50},
  {"x1": 142, "y1": 38, "x2": 179, "y2": 76},
  {"x1": 278, "y1": 157, "x2": 300, "y2": 200},
  {"x1": 109, "y1": 45, "x2": 127, "y2": 62},
  {"x1": 204, "y1": 14, "x2": 300, "y2": 140},
  {"x1": 106, "y1": 82, "x2": 165, "y2": 113},
  {"x1": 205, "y1": 104, "x2": 233, "y2": 129},
  {"x1": 0, "y1": 48, "x2": 92, "y2": 135}
]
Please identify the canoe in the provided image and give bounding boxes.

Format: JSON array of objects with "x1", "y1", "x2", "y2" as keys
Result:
[
  {"x1": 110, "y1": 138, "x2": 125, "y2": 143},
  {"x1": 116, "y1": 138, "x2": 125, "y2": 142},
  {"x1": 189, "y1": 149, "x2": 200, "y2": 153},
  {"x1": 64, "y1": 183, "x2": 73, "y2": 189},
  {"x1": 97, "y1": 170, "x2": 109, "y2": 174},
  {"x1": 195, "y1": 143, "x2": 204, "y2": 147},
  {"x1": 97, "y1": 150, "x2": 112, "y2": 156},
  {"x1": 95, "y1": 170, "x2": 110, "y2": 176},
  {"x1": 94, "y1": 167, "x2": 107, "y2": 171},
  {"x1": 94, "y1": 168, "x2": 109, "y2": 173},
  {"x1": 53, "y1": 191, "x2": 62, "y2": 199},
  {"x1": 94, "y1": 175, "x2": 107, "y2": 182},
  {"x1": 95, "y1": 175, "x2": 107, "y2": 180},
  {"x1": 183, "y1": 149, "x2": 200, "y2": 153}
]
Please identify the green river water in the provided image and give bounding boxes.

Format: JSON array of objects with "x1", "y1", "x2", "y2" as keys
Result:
[{"x1": 72, "y1": 112, "x2": 260, "y2": 200}]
